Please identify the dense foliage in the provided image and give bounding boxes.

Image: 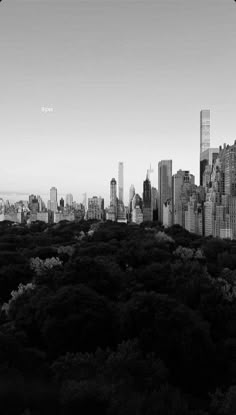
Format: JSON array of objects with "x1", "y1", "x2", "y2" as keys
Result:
[{"x1": 1, "y1": 219, "x2": 236, "y2": 414}]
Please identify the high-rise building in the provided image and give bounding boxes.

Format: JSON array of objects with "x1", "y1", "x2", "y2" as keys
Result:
[
  {"x1": 131, "y1": 193, "x2": 143, "y2": 211},
  {"x1": 60, "y1": 198, "x2": 64, "y2": 208},
  {"x1": 185, "y1": 192, "x2": 203, "y2": 236},
  {"x1": 200, "y1": 109, "x2": 212, "y2": 185},
  {"x1": 66, "y1": 193, "x2": 73, "y2": 207},
  {"x1": 131, "y1": 194, "x2": 143, "y2": 224},
  {"x1": 129, "y1": 184, "x2": 135, "y2": 218},
  {"x1": 87, "y1": 196, "x2": 103, "y2": 220},
  {"x1": 203, "y1": 141, "x2": 236, "y2": 239},
  {"x1": 117, "y1": 163, "x2": 126, "y2": 222},
  {"x1": 163, "y1": 199, "x2": 172, "y2": 227},
  {"x1": 118, "y1": 162, "x2": 124, "y2": 203},
  {"x1": 158, "y1": 160, "x2": 172, "y2": 224},
  {"x1": 29, "y1": 195, "x2": 39, "y2": 213},
  {"x1": 151, "y1": 187, "x2": 158, "y2": 221},
  {"x1": 48, "y1": 187, "x2": 58, "y2": 212},
  {"x1": 200, "y1": 147, "x2": 218, "y2": 186},
  {"x1": 132, "y1": 206, "x2": 143, "y2": 224},
  {"x1": 82, "y1": 193, "x2": 87, "y2": 212},
  {"x1": 117, "y1": 200, "x2": 127, "y2": 222},
  {"x1": 110, "y1": 178, "x2": 117, "y2": 206},
  {"x1": 29, "y1": 194, "x2": 36, "y2": 204},
  {"x1": 107, "y1": 178, "x2": 117, "y2": 221},
  {"x1": 143, "y1": 172, "x2": 152, "y2": 222},
  {"x1": 172, "y1": 170, "x2": 195, "y2": 227},
  {"x1": 50, "y1": 187, "x2": 57, "y2": 202},
  {"x1": 219, "y1": 142, "x2": 236, "y2": 196},
  {"x1": 200, "y1": 109, "x2": 210, "y2": 154},
  {"x1": 37, "y1": 195, "x2": 43, "y2": 212}
]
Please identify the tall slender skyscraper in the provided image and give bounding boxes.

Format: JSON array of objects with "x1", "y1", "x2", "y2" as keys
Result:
[
  {"x1": 143, "y1": 172, "x2": 153, "y2": 222},
  {"x1": 82, "y1": 193, "x2": 87, "y2": 212},
  {"x1": 118, "y1": 162, "x2": 124, "y2": 203},
  {"x1": 158, "y1": 160, "x2": 172, "y2": 224},
  {"x1": 107, "y1": 178, "x2": 117, "y2": 221},
  {"x1": 110, "y1": 178, "x2": 117, "y2": 206},
  {"x1": 200, "y1": 110, "x2": 210, "y2": 154},
  {"x1": 199, "y1": 109, "x2": 218, "y2": 186},
  {"x1": 129, "y1": 185, "x2": 135, "y2": 208},
  {"x1": 117, "y1": 162, "x2": 126, "y2": 221}
]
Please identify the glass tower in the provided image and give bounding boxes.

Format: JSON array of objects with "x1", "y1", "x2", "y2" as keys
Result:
[
  {"x1": 158, "y1": 160, "x2": 172, "y2": 224},
  {"x1": 200, "y1": 110, "x2": 210, "y2": 154},
  {"x1": 118, "y1": 162, "x2": 124, "y2": 203}
]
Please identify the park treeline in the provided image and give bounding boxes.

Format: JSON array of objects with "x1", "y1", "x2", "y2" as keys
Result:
[{"x1": 1, "y1": 219, "x2": 236, "y2": 414}]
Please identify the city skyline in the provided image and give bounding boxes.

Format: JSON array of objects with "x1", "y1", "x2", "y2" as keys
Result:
[
  {"x1": 0, "y1": 132, "x2": 234, "y2": 207},
  {"x1": 1, "y1": 1, "x2": 236, "y2": 202},
  {"x1": 3, "y1": 136, "x2": 236, "y2": 236}
]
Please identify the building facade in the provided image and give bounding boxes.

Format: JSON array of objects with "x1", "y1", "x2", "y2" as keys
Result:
[
  {"x1": 118, "y1": 162, "x2": 124, "y2": 203},
  {"x1": 143, "y1": 173, "x2": 153, "y2": 222},
  {"x1": 172, "y1": 170, "x2": 195, "y2": 227},
  {"x1": 158, "y1": 160, "x2": 172, "y2": 224},
  {"x1": 107, "y1": 178, "x2": 117, "y2": 221},
  {"x1": 87, "y1": 196, "x2": 103, "y2": 220},
  {"x1": 200, "y1": 147, "x2": 219, "y2": 186},
  {"x1": 48, "y1": 187, "x2": 58, "y2": 212},
  {"x1": 66, "y1": 193, "x2": 73, "y2": 207},
  {"x1": 200, "y1": 109, "x2": 210, "y2": 154}
]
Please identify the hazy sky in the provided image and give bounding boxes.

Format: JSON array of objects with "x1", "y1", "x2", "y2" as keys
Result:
[{"x1": 1, "y1": 0, "x2": 236, "y2": 205}]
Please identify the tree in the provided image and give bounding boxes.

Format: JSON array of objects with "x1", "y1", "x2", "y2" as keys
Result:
[{"x1": 121, "y1": 291, "x2": 217, "y2": 394}]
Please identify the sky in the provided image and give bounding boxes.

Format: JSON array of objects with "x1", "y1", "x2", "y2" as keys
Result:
[{"x1": 1, "y1": 0, "x2": 236, "y2": 205}]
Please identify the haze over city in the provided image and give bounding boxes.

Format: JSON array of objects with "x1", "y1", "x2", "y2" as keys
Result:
[{"x1": 1, "y1": 0, "x2": 236, "y2": 204}]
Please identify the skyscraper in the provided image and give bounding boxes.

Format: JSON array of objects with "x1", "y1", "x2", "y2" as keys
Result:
[
  {"x1": 117, "y1": 162, "x2": 126, "y2": 221},
  {"x1": 143, "y1": 172, "x2": 152, "y2": 222},
  {"x1": 87, "y1": 196, "x2": 103, "y2": 220},
  {"x1": 200, "y1": 109, "x2": 210, "y2": 154},
  {"x1": 219, "y1": 141, "x2": 236, "y2": 196},
  {"x1": 131, "y1": 194, "x2": 143, "y2": 224},
  {"x1": 158, "y1": 160, "x2": 172, "y2": 224},
  {"x1": 107, "y1": 178, "x2": 117, "y2": 221},
  {"x1": 66, "y1": 193, "x2": 73, "y2": 207},
  {"x1": 60, "y1": 198, "x2": 64, "y2": 208},
  {"x1": 37, "y1": 195, "x2": 43, "y2": 212},
  {"x1": 203, "y1": 142, "x2": 236, "y2": 239},
  {"x1": 199, "y1": 110, "x2": 219, "y2": 186},
  {"x1": 110, "y1": 178, "x2": 117, "y2": 206},
  {"x1": 200, "y1": 147, "x2": 219, "y2": 186},
  {"x1": 48, "y1": 187, "x2": 58, "y2": 212},
  {"x1": 118, "y1": 162, "x2": 124, "y2": 203},
  {"x1": 129, "y1": 184, "x2": 135, "y2": 209},
  {"x1": 50, "y1": 187, "x2": 57, "y2": 202},
  {"x1": 82, "y1": 193, "x2": 87, "y2": 212},
  {"x1": 172, "y1": 170, "x2": 195, "y2": 227}
]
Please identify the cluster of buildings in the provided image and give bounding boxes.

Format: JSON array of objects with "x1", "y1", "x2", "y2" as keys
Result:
[
  {"x1": 1, "y1": 109, "x2": 236, "y2": 239},
  {"x1": 108, "y1": 110, "x2": 236, "y2": 240},
  {"x1": 0, "y1": 190, "x2": 86, "y2": 224},
  {"x1": 167, "y1": 109, "x2": 236, "y2": 240}
]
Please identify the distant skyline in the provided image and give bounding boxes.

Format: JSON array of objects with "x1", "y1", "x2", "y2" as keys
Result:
[{"x1": 1, "y1": 0, "x2": 236, "y2": 205}]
